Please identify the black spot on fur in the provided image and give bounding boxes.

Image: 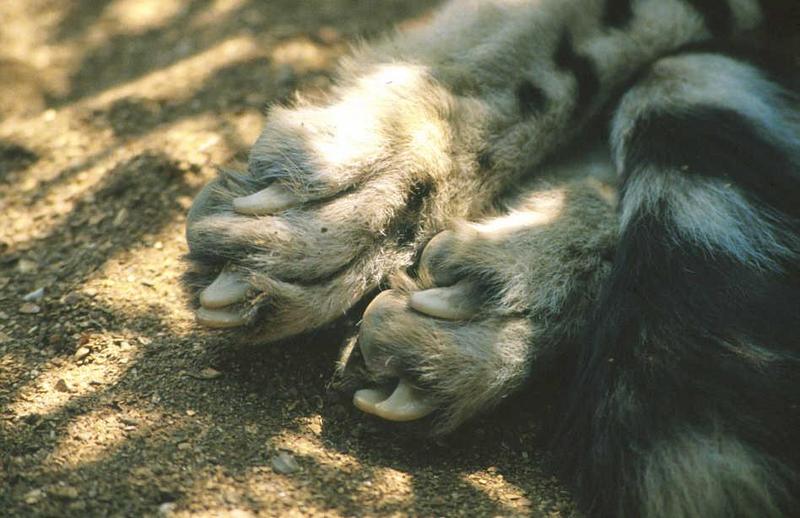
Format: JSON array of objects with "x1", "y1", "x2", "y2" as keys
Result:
[
  {"x1": 681, "y1": 0, "x2": 733, "y2": 39},
  {"x1": 391, "y1": 180, "x2": 434, "y2": 249},
  {"x1": 477, "y1": 150, "x2": 494, "y2": 171},
  {"x1": 603, "y1": 0, "x2": 634, "y2": 28},
  {"x1": 624, "y1": 106, "x2": 800, "y2": 217},
  {"x1": 515, "y1": 79, "x2": 547, "y2": 115},
  {"x1": 554, "y1": 32, "x2": 600, "y2": 115}
]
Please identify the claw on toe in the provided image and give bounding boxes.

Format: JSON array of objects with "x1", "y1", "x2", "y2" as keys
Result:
[
  {"x1": 195, "y1": 306, "x2": 247, "y2": 328},
  {"x1": 196, "y1": 268, "x2": 249, "y2": 329},
  {"x1": 200, "y1": 269, "x2": 249, "y2": 309},
  {"x1": 353, "y1": 379, "x2": 435, "y2": 422},
  {"x1": 233, "y1": 184, "x2": 299, "y2": 215},
  {"x1": 409, "y1": 281, "x2": 479, "y2": 320}
]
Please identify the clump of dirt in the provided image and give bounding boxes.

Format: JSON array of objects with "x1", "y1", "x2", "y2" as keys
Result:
[{"x1": 0, "y1": 1, "x2": 575, "y2": 516}]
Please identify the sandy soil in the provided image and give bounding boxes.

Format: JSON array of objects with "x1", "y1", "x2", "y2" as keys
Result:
[{"x1": 0, "y1": 1, "x2": 576, "y2": 516}]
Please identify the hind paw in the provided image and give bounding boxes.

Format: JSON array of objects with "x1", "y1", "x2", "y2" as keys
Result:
[{"x1": 343, "y1": 181, "x2": 617, "y2": 432}]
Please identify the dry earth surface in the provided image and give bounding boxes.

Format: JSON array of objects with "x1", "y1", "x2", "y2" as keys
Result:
[{"x1": 0, "y1": 1, "x2": 576, "y2": 516}]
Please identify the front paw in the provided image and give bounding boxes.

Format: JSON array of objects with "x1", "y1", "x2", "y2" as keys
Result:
[
  {"x1": 183, "y1": 71, "x2": 465, "y2": 342},
  {"x1": 184, "y1": 168, "x2": 425, "y2": 342}
]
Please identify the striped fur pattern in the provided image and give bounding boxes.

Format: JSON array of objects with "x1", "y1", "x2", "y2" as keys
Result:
[{"x1": 185, "y1": 0, "x2": 800, "y2": 516}]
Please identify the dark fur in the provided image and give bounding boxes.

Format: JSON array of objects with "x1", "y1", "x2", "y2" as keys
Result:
[{"x1": 553, "y1": 51, "x2": 800, "y2": 517}]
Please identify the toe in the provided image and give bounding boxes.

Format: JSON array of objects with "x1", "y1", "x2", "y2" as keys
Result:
[
  {"x1": 409, "y1": 281, "x2": 480, "y2": 320},
  {"x1": 200, "y1": 268, "x2": 250, "y2": 309},
  {"x1": 359, "y1": 290, "x2": 408, "y2": 375},
  {"x1": 419, "y1": 230, "x2": 458, "y2": 285},
  {"x1": 235, "y1": 250, "x2": 400, "y2": 343},
  {"x1": 419, "y1": 227, "x2": 479, "y2": 286}
]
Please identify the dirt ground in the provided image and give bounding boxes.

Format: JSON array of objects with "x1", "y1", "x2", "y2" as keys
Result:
[{"x1": 0, "y1": 1, "x2": 576, "y2": 516}]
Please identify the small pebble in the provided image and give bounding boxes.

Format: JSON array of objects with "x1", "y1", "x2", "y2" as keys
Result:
[
  {"x1": 74, "y1": 346, "x2": 91, "y2": 361},
  {"x1": 113, "y1": 208, "x2": 128, "y2": 227},
  {"x1": 61, "y1": 292, "x2": 81, "y2": 305},
  {"x1": 271, "y1": 451, "x2": 300, "y2": 474},
  {"x1": 49, "y1": 485, "x2": 79, "y2": 499},
  {"x1": 132, "y1": 466, "x2": 153, "y2": 479},
  {"x1": 158, "y1": 502, "x2": 177, "y2": 516},
  {"x1": 17, "y1": 259, "x2": 38, "y2": 274},
  {"x1": 54, "y1": 379, "x2": 70, "y2": 392},
  {"x1": 23, "y1": 287, "x2": 45, "y2": 301},
  {"x1": 19, "y1": 303, "x2": 41, "y2": 314},
  {"x1": 119, "y1": 417, "x2": 140, "y2": 427},
  {"x1": 24, "y1": 488, "x2": 44, "y2": 504},
  {"x1": 189, "y1": 367, "x2": 222, "y2": 380}
]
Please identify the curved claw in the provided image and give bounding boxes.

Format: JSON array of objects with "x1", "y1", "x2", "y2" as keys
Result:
[
  {"x1": 409, "y1": 281, "x2": 479, "y2": 320},
  {"x1": 200, "y1": 269, "x2": 250, "y2": 309},
  {"x1": 233, "y1": 184, "x2": 299, "y2": 215},
  {"x1": 196, "y1": 306, "x2": 247, "y2": 328},
  {"x1": 353, "y1": 379, "x2": 435, "y2": 422}
]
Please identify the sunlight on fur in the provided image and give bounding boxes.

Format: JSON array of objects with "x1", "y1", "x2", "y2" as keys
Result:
[
  {"x1": 475, "y1": 188, "x2": 565, "y2": 237},
  {"x1": 312, "y1": 64, "x2": 434, "y2": 167}
]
